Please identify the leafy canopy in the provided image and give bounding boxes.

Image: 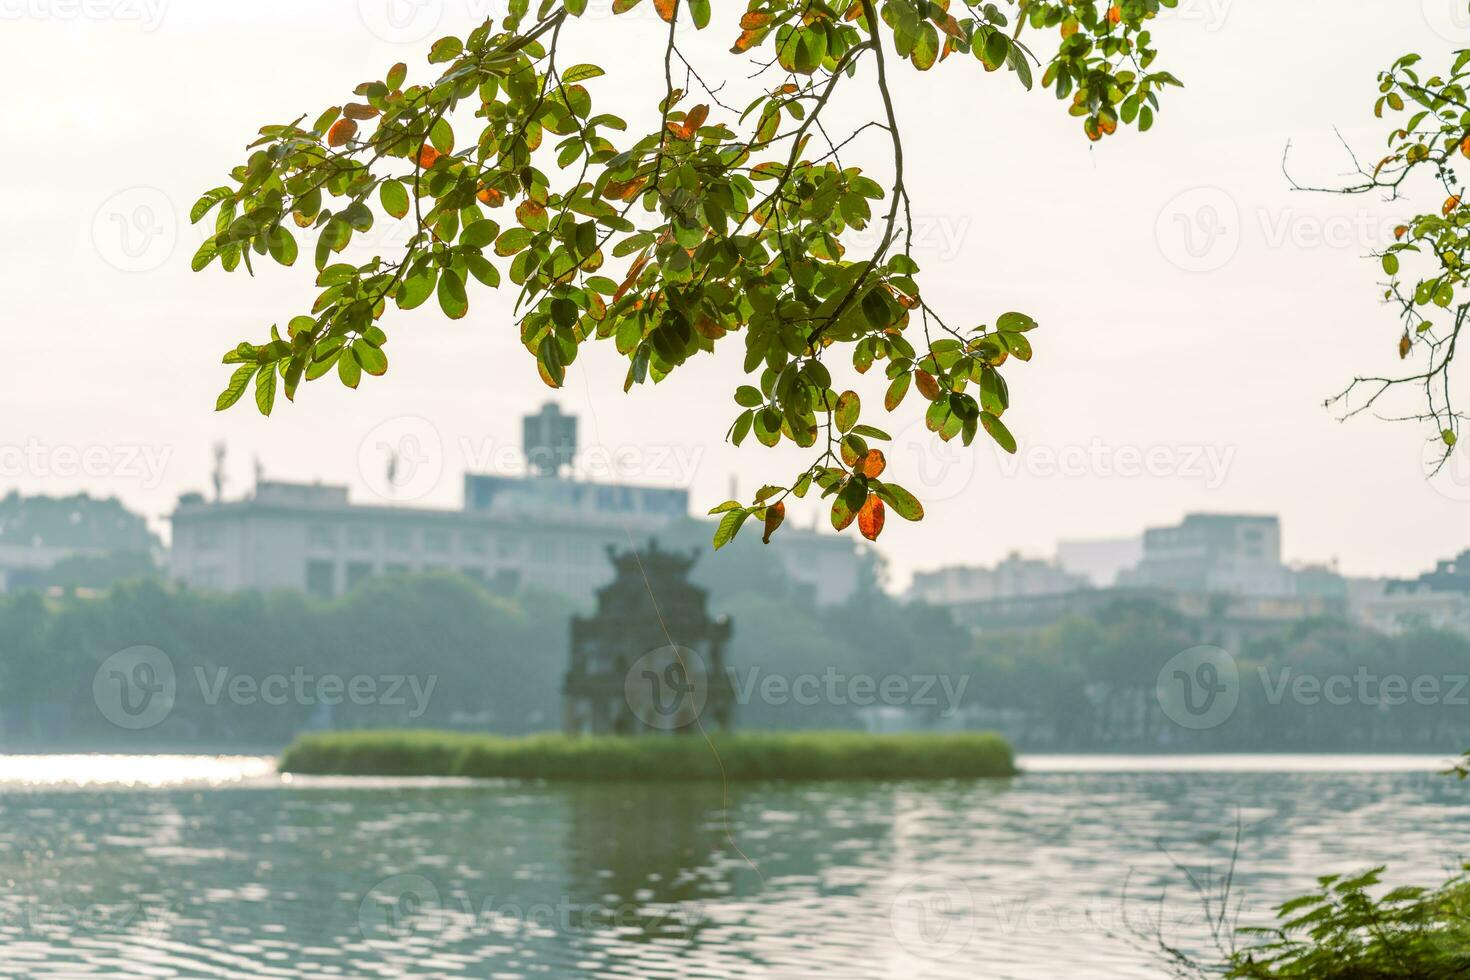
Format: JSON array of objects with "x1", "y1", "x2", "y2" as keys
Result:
[
  {"x1": 1306, "y1": 31, "x2": 1470, "y2": 466},
  {"x1": 191, "y1": 0, "x2": 1181, "y2": 546}
]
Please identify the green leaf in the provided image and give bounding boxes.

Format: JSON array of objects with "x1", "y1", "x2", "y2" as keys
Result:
[
  {"x1": 496, "y1": 227, "x2": 534, "y2": 256},
  {"x1": 831, "y1": 480, "x2": 865, "y2": 531},
  {"x1": 216, "y1": 364, "x2": 254, "y2": 411},
  {"x1": 428, "y1": 36, "x2": 463, "y2": 63},
  {"x1": 338, "y1": 349, "x2": 362, "y2": 388},
  {"x1": 253, "y1": 364, "x2": 276, "y2": 416},
  {"x1": 735, "y1": 385, "x2": 763, "y2": 408},
  {"x1": 885, "y1": 373, "x2": 910, "y2": 411},
  {"x1": 354, "y1": 343, "x2": 388, "y2": 377},
  {"x1": 713, "y1": 508, "x2": 748, "y2": 549},
  {"x1": 550, "y1": 297, "x2": 579, "y2": 330},
  {"x1": 996, "y1": 311, "x2": 1037, "y2": 332},
  {"x1": 981, "y1": 412, "x2": 1017, "y2": 453},
  {"x1": 562, "y1": 63, "x2": 605, "y2": 83},
  {"x1": 537, "y1": 335, "x2": 566, "y2": 387},
  {"x1": 835, "y1": 390, "x2": 860, "y2": 433},
  {"x1": 380, "y1": 180, "x2": 410, "y2": 219},
  {"x1": 268, "y1": 226, "x2": 298, "y2": 266},
  {"x1": 437, "y1": 270, "x2": 468, "y2": 319},
  {"x1": 462, "y1": 219, "x2": 500, "y2": 249},
  {"x1": 397, "y1": 266, "x2": 438, "y2": 310},
  {"x1": 874, "y1": 481, "x2": 924, "y2": 521}
]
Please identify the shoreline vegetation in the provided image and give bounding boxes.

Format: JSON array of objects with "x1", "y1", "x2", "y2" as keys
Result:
[{"x1": 278, "y1": 730, "x2": 1018, "y2": 781}]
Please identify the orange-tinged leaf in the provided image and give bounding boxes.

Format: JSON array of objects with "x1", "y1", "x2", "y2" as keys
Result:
[
  {"x1": 859, "y1": 449, "x2": 887, "y2": 479},
  {"x1": 915, "y1": 370, "x2": 941, "y2": 401},
  {"x1": 762, "y1": 501, "x2": 786, "y2": 544},
  {"x1": 858, "y1": 494, "x2": 885, "y2": 541},
  {"x1": 343, "y1": 102, "x2": 380, "y2": 120},
  {"x1": 740, "y1": 11, "x2": 772, "y2": 28},
  {"x1": 653, "y1": 0, "x2": 675, "y2": 22},
  {"x1": 693, "y1": 315, "x2": 726, "y2": 340},
  {"x1": 1107, "y1": 4, "x2": 1122, "y2": 24},
  {"x1": 614, "y1": 253, "x2": 649, "y2": 303},
  {"x1": 327, "y1": 118, "x2": 358, "y2": 147},
  {"x1": 1462, "y1": 135, "x2": 1470, "y2": 158},
  {"x1": 477, "y1": 185, "x2": 504, "y2": 207},
  {"x1": 603, "y1": 177, "x2": 644, "y2": 200},
  {"x1": 1446, "y1": 195, "x2": 1462, "y2": 216},
  {"x1": 417, "y1": 144, "x2": 441, "y2": 168},
  {"x1": 667, "y1": 103, "x2": 709, "y2": 140},
  {"x1": 1395, "y1": 225, "x2": 1408, "y2": 240},
  {"x1": 732, "y1": 28, "x2": 763, "y2": 53},
  {"x1": 1400, "y1": 332, "x2": 1412, "y2": 359}
]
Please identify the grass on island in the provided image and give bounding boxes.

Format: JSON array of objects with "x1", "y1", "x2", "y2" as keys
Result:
[{"x1": 278, "y1": 730, "x2": 1018, "y2": 781}]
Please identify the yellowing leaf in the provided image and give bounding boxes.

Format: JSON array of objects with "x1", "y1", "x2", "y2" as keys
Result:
[{"x1": 762, "y1": 501, "x2": 785, "y2": 544}]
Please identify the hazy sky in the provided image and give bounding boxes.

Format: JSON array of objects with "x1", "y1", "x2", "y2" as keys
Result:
[{"x1": 3, "y1": 0, "x2": 1468, "y2": 586}]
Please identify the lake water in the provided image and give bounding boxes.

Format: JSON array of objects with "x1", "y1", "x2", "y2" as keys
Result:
[{"x1": 0, "y1": 754, "x2": 1465, "y2": 978}]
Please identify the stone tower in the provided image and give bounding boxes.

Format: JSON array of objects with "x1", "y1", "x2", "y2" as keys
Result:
[{"x1": 563, "y1": 540, "x2": 734, "y2": 735}]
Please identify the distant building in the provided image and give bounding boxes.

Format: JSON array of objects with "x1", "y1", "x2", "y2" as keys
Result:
[
  {"x1": 909, "y1": 553, "x2": 1088, "y2": 605},
  {"x1": 946, "y1": 587, "x2": 1347, "y2": 649},
  {"x1": 0, "y1": 492, "x2": 159, "y2": 592},
  {"x1": 169, "y1": 409, "x2": 860, "y2": 607},
  {"x1": 1291, "y1": 562, "x2": 1349, "y2": 600},
  {"x1": 1056, "y1": 536, "x2": 1143, "y2": 587},
  {"x1": 1119, "y1": 513, "x2": 1294, "y2": 597},
  {"x1": 1351, "y1": 550, "x2": 1470, "y2": 636}
]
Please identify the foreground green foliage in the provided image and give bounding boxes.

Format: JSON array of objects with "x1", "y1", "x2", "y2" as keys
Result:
[
  {"x1": 1222, "y1": 868, "x2": 1470, "y2": 979},
  {"x1": 278, "y1": 729, "x2": 1017, "y2": 781},
  {"x1": 193, "y1": 0, "x2": 1181, "y2": 543}
]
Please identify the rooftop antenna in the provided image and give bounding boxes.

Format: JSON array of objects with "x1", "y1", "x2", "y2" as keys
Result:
[
  {"x1": 211, "y1": 442, "x2": 226, "y2": 502},
  {"x1": 253, "y1": 455, "x2": 264, "y2": 491}
]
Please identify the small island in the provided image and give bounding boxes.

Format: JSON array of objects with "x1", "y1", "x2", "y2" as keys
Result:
[{"x1": 278, "y1": 729, "x2": 1018, "y2": 781}]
